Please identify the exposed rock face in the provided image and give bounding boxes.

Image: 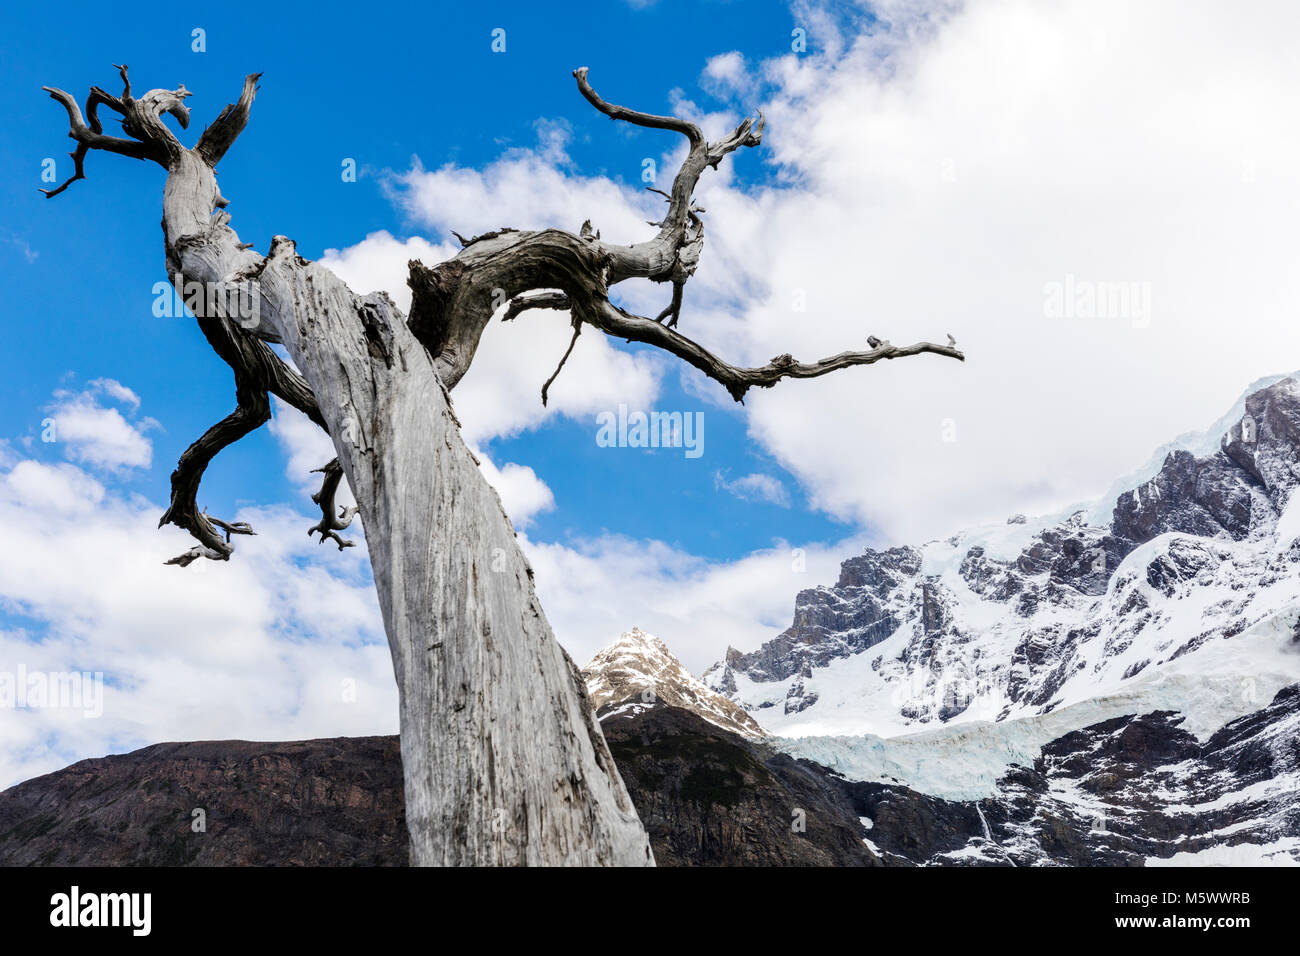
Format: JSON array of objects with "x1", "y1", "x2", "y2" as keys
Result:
[
  {"x1": 0, "y1": 737, "x2": 406, "y2": 866},
  {"x1": 704, "y1": 378, "x2": 1300, "y2": 743},
  {"x1": 599, "y1": 707, "x2": 879, "y2": 866},
  {"x1": 581, "y1": 627, "x2": 765, "y2": 739},
  {"x1": 715, "y1": 547, "x2": 921, "y2": 685}
]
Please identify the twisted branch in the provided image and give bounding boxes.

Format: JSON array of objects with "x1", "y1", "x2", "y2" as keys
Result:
[
  {"x1": 308, "y1": 459, "x2": 360, "y2": 549},
  {"x1": 40, "y1": 65, "x2": 191, "y2": 197},
  {"x1": 406, "y1": 67, "x2": 954, "y2": 407},
  {"x1": 160, "y1": 379, "x2": 267, "y2": 565},
  {"x1": 573, "y1": 66, "x2": 704, "y2": 145}
]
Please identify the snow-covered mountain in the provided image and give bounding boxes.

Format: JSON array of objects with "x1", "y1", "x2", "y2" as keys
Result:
[
  {"x1": 582, "y1": 627, "x2": 766, "y2": 739},
  {"x1": 574, "y1": 377, "x2": 1300, "y2": 865},
  {"x1": 699, "y1": 377, "x2": 1300, "y2": 852}
]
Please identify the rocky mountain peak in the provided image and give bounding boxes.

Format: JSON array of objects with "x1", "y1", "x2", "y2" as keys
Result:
[
  {"x1": 704, "y1": 375, "x2": 1300, "y2": 745},
  {"x1": 582, "y1": 628, "x2": 765, "y2": 739}
]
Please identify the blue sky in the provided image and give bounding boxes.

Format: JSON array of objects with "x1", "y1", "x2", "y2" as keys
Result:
[
  {"x1": 3, "y1": 0, "x2": 1300, "y2": 785},
  {"x1": 0, "y1": 0, "x2": 851, "y2": 561}
]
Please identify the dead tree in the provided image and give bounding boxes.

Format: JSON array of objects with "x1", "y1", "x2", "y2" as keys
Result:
[{"x1": 40, "y1": 65, "x2": 964, "y2": 866}]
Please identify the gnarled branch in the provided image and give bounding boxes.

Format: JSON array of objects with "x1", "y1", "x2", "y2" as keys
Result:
[
  {"x1": 41, "y1": 65, "x2": 236, "y2": 198},
  {"x1": 400, "y1": 67, "x2": 952, "y2": 407},
  {"x1": 308, "y1": 458, "x2": 360, "y2": 549},
  {"x1": 160, "y1": 380, "x2": 267, "y2": 565},
  {"x1": 501, "y1": 290, "x2": 570, "y2": 323}
]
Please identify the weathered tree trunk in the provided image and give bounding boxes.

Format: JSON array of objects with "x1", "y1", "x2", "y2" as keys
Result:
[
  {"x1": 42, "y1": 65, "x2": 961, "y2": 866},
  {"x1": 163, "y1": 151, "x2": 652, "y2": 866}
]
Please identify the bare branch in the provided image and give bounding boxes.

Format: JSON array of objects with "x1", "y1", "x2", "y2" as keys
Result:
[
  {"x1": 573, "y1": 66, "x2": 702, "y2": 145},
  {"x1": 541, "y1": 321, "x2": 582, "y2": 406},
  {"x1": 591, "y1": 300, "x2": 965, "y2": 402},
  {"x1": 571, "y1": 69, "x2": 763, "y2": 304},
  {"x1": 308, "y1": 459, "x2": 360, "y2": 549},
  {"x1": 40, "y1": 66, "x2": 194, "y2": 197},
  {"x1": 39, "y1": 85, "x2": 154, "y2": 197},
  {"x1": 196, "y1": 72, "x2": 262, "y2": 166}
]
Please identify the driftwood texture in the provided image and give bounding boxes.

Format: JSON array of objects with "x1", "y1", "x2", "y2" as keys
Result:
[{"x1": 40, "y1": 65, "x2": 963, "y2": 866}]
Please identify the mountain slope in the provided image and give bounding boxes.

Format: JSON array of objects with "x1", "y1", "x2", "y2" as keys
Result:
[
  {"x1": 0, "y1": 737, "x2": 405, "y2": 866},
  {"x1": 705, "y1": 378, "x2": 1300, "y2": 754},
  {"x1": 582, "y1": 627, "x2": 765, "y2": 739}
]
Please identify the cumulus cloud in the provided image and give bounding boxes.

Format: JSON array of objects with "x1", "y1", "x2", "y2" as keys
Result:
[
  {"x1": 702, "y1": 52, "x2": 756, "y2": 99},
  {"x1": 267, "y1": 398, "x2": 342, "y2": 489},
  {"x1": 43, "y1": 379, "x2": 158, "y2": 471},
  {"x1": 0, "y1": 457, "x2": 394, "y2": 790},
  {"x1": 474, "y1": 452, "x2": 555, "y2": 528},
  {"x1": 685, "y1": 0, "x2": 1300, "y2": 543},
  {"x1": 385, "y1": 122, "x2": 658, "y2": 248},
  {"x1": 524, "y1": 531, "x2": 856, "y2": 673}
]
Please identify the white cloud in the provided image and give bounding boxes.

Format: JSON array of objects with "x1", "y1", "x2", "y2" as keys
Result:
[
  {"x1": 3, "y1": 460, "x2": 105, "y2": 515},
  {"x1": 44, "y1": 379, "x2": 157, "y2": 471},
  {"x1": 385, "y1": 123, "x2": 659, "y2": 248},
  {"x1": 320, "y1": 230, "x2": 455, "y2": 314},
  {"x1": 86, "y1": 378, "x2": 141, "y2": 411},
  {"x1": 0, "y1": 456, "x2": 393, "y2": 790},
  {"x1": 474, "y1": 452, "x2": 555, "y2": 528},
  {"x1": 267, "y1": 398, "x2": 341, "y2": 488},
  {"x1": 452, "y1": 305, "x2": 661, "y2": 445},
  {"x1": 714, "y1": 470, "x2": 790, "y2": 506},
  {"x1": 525, "y1": 531, "x2": 856, "y2": 673},
  {"x1": 702, "y1": 52, "x2": 755, "y2": 99},
  {"x1": 682, "y1": 0, "x2": 1300, "y2": 543}
]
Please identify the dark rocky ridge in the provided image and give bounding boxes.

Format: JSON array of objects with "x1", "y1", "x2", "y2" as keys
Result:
[
  {"x1": 0, "y1": 737, "x2": 405, "y2": 866},
  {"x1": 600, "y1": 707, "x2": 878, "y2": 866}
]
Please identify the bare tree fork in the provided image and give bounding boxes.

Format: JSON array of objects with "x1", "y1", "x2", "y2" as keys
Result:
[
  {"x1": 41, "y1": 64, "x2": 964, "y2": 866},
  {"x1": 42, "y1": 65, "x2": 652, "y2": 867},
  {"x1": 408, "y1": 67, "x2": 961, "y2": 405}
]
